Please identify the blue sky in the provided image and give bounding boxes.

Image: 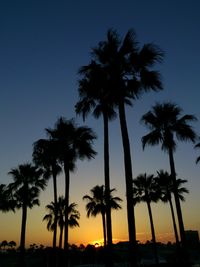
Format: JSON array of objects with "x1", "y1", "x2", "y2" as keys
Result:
[{"x1": 0, "y1": 0, "x2": 200, "y2": 246}]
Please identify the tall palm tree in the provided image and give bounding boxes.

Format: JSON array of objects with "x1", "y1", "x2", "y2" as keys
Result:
[
  {"x1": 141, "y1": 102, "x2": 197, "y2": 247},
  {"x1": 156, "y1": 170, "x2": 189, "y2": 246},
  {"x1": 47, "y1": 117, "x2": 96, "y2": 253},
  {"x1": 75, "y1": 60, "x2": 116, "y2": 262},
  {"x1": 8, "y1": 163, "x2": 46, "y2": 258},
  {"x1": 86, "y1": 29, "x2": 163, "y2": 266},
  {"x1": 43, "y1": 197, "x2": 80, "y2": 249},
  {"x1": 133, "y1": 173, "x2": 160, "y2": 265},
  {"x1": 83, "y1": 185, "x2": 122, "y2": 247},
  {"x1": 33, "y1": 138, "x2": 62, "y2": 248}
]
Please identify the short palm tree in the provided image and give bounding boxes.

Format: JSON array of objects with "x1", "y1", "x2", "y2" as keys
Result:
[
  {"x1": 8, "y1": 163, "x2": 46, "y2": 257},
  {"x1": 46, "y1": 117, "x2": 96, "y2": 252},
  {"x1": 141, "y1": 102, "x2": 197, "y2": 246},
  {"x1": 58, "y1": 201, "x2": 80, "y2": 249},
  {"x1": 88, "y1": 29, "x2": 163, "y2": 266},
  {"x1": 156, "y1": 170, "x2": 189, "y2": 246},
  {"x1": 83, "y1": 185, "x2": 122, "y2": 247},
  {"x1": 133, "y1": 173, "x2": 160, "y2": 265},
  {"x1": 43, "y1": 197, "x2": 80, "y2": 249},
  {"x1": 33, "y1": 137, "x2": 62, "y2": 248}
]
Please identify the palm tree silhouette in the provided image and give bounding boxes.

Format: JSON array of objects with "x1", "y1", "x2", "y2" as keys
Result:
[
  {"x1": 133, "y1": 173, "x2": 160, "y2": 265},
  {"x1": 47, "y1": 117, "x2": 96, "y2": 252},
  {"x1": 156, "y1": 170, "x2": 189, "y2": 246},
  {"x1": 8, "y1": 163, "x2": 46, "y2": 262},
  {"x1": 59, "y1": 201, "x2": 80, "y2": 249},
  {"x1": 83, "y1": 185, "x2": 122, "y2": 247},
  {"x1": 1, "y1": 240, "x2": 8, "y2": 250},
  {"x1": 33, "y1": 138, "x2": 62, "y2": 248},
  {"x1": 43, "y1": 197, "x2": 80, "y2": 249},
  {"x1": 8, "y1": 240, "x2": 17, "y2": 249},
  {"x1": 141, "y1": 102, "x2": 197, "y2": 247},
  {"x1": 84, "y1": 28, "x2": 163, "y2": 266},
  {"x1": 75, "y1": 60, "x2": 116, "y2": 264}
]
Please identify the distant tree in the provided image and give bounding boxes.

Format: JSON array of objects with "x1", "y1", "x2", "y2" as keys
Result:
[
  {"x1": 133, "y1": 173, "x2": 160, "y2": 265},
  {"x1": 83, "y1": 185, "x2": 122, "y2": 247},
  {"x1": 1, "y1": 240, "x2": 8, "y2": 250},
  {"x1": 8, "y1": 163, "x2": 46, "y2": 259},
  {"x1": 141, "y1": 102, "x2": 197, "y2": 247},
  {"x1": 8, "y1": 240, "x2": 17, "y2": 249}
]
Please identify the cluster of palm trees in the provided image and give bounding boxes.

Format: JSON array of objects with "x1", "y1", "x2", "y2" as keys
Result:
[
  {"x1": 133, "y1": 171, "x2": 189, "y2": 264},
  {"x1": 0, "y1": 28, "x2": 200, "y2": 267},
  {"x1": 0, "y1": 118, "x2": 96, "y2": 267},
  {"x1": 75, "y1": 29, "x2": 200, "y2": 266},
  {"x1": 0, "y1": 240, "x2": 16, "y2": 250}
]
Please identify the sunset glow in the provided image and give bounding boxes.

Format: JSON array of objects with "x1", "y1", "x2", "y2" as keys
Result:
[{"x1": 0, "y1": 1, "x2": 200, "y2": 263}]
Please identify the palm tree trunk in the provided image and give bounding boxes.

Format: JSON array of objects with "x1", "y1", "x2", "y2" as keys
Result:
[
  {"x1": 64, "y1": 161, "x2": 70, "y2": 267},
  {"x1": 118, "y1": 101, "x2": 137, "y2": 267},
  {"x1": 102, "y1": 212, "x2": 107, "y2": 247},
  {"x1": 52, "y1": 166, "x2": 58, "y2": 249},
  {"x1": 146, "y1": 201, "x2": 159, "y2": 266},
  {"x1": 103, "y1": 112, "x2": 113, "y2": 267},
  {"x1": 19, "y1": 203, "x2": 27, "y2": 267},
  {"x1": 168, "y1": 148, "x2": 186, "y2": 246},
  {"x1": 20, "y1": 203, "x2": 27, "y2": 253},
  {"x1": 168, "y1": 148, "x2": 191, "y2": 265},
  {"x1": 59, "y1": 224, "x2": 64, "y2": 249},
  {"x1": 168, "y1": 195, "x2": 179, "y2": 245}
]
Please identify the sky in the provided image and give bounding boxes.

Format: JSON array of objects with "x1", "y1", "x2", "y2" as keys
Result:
[{"x1": 0, "y1": 0, "x2": 200, "y2": 248}]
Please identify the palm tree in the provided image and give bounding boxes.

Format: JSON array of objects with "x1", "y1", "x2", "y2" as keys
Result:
[
  {"x1": 43, "y1": 197, "x2": 80, "y2": 249},
  {"x1": 133, "y1": 173, "x2": 160, "y2": 265},
  {"x1": 83, "y1": 185, "x2": 122, "y2": 247},
  {"x1": 47, "y1": 117, "x2": 96, "y2": 252},
  {"x1": 8, "y1": 240, "x2": 17, "y2": 249},
  {"x1": 8, "y1": 163, "x2": 46, "y2": 257},
  {"x1": 33, "y1": 138, "x2": 62, "y2": 248},
  {"x1": 1, "y1": 240, "x2": 8, "y2": 250},
  {"x1": 58, "y1": 200, "x2": 80, "y2": 249},
  {"x1": 75, "y1": 60, "x2": 117, "y2": 262},
  {"x1": 141, "y1": 102, "x2": 197, "y2": 247},
  {"x1": 85, "y1": 29, "x2": 163, "y2": 266},
  {"x1": 156, "y1": 170, "x2": 189, "y2": 246}
]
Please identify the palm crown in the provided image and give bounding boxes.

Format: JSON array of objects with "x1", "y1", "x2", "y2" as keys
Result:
[
  {"x1": 141, "y1": 102, "x2": 197, "y2": 152},
  {"x1": 8, "y1": 163, "x2": 46, "y2": 209}
]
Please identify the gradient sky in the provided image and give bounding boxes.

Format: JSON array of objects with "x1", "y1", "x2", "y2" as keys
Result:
[{"x1": 0, "y1": 0, "x2": 200, "y2": 247}]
